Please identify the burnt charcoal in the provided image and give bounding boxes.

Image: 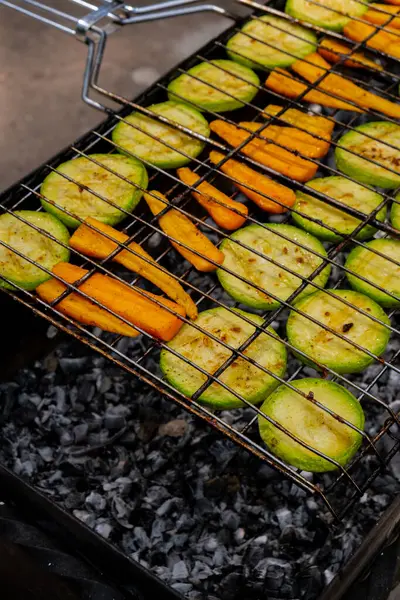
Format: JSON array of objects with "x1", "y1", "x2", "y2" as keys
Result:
[
  {"x1": 73, "y1": 424, "x2": 88, "y2": 444},
  {"x1": 172, "y1": 560, "x2": 189, "y2": 580},
  {"x1": 221, "y1": 510, "x2": 240, "y2": 531},
  {"x1": 85, "y1": 491, "x2": 107, "y2": 513},
  {"x1": 59, "y1": 357, "x2": 89, "y2": 374}
]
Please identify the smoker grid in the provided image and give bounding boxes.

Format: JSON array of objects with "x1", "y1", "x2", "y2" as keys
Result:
[{"x1": 1, "y1": 0, "x2": 400, "y2": 520}]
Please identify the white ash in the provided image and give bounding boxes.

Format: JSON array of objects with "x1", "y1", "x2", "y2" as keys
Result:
[{"x1": 0, "y1": 311, "x2": 398, "y2": 600}]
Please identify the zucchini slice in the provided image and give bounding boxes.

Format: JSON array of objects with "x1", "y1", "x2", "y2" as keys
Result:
[
  {"x1": 112, "y1": 101, "x2": 210, "y2": 169},
  {"x1": 287, "y1": 289, "x2": 391, "y2": 374},
  {"x1": 167, "y1": 59, "x2": 260, "y2": 113},
  {"x1": 391, "y1": 196, "x2": 400, "y2": 230},
  {"x1": 293, "y1": 176, "x2": 386, "y2": 242},
  {"x1": 285, "y1": 0, "x2": 368, "y2": 32},
  {"x1": 226, "y1": 15, "x2": 317, "y2": 71},
  {"x1": 258, "y1": 378, "x2": 365, "y2": 472},
  {"x1": 0, "y1": 210, "x2": 70, "y2": 290},
  {"x1": 345, "y1": 238, "x2": 400, "y2": 308},
  {"x1": 335, "y1": 121, "x2": 400, "y2": 190},
  {"x1": 160, "y1": 307, "x2": 287, "y2": 410},
  {"x1": 217, "y1": 224, "x2": 331, "y2": 310},
  {"x1": 41, "y1": 154, "x2": 148, "y2": 229}
]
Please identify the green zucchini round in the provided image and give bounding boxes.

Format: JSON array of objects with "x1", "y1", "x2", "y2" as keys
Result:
[
  {"x1": 258, "y1": 378, "x2": 365, "y2": 472},
  {"x1": 0, "y1": 210, "x2": 70, "y2": 290},
  {"x1": 335, "y1": 121, "x2": 400, "y2": 189},
  {"x1": 41, "y1": 154, "x2": 148, "y2": 229},
  {"x1": 391, "y1": 196, "x2": 400, "y2": 230},
  {"x1": 345, "y1": 238, "x2": 400, "y2": 308},
  {"x1": 217, "y1": 224, "x2": 331, "y2": 310},
  {"x1": 112, "y1": 101, "x2": 210, "y2": 169},
  {"x1": 293, "y1": 176, "x2": 386, "y2": 242},
  {"x1": 167, "y1": 59, "x2": 260, "y2": 113},
  {"x1": 286, "y1": 289, "x2": 391, "y2": 374},
  {"x1": 226, "y1": 15, "x2": 317, "y2": 71},
  {"x1": 285, "y1": 0, "x2": 368, "y2": 32},
  {"x1": 160, "y1": 307, "x2": 287, "y2": 410}
]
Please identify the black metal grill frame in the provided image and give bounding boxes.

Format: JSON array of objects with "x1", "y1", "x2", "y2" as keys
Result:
[{"x1": 1, "y1": 0, "x2": 400, "y2": 520}]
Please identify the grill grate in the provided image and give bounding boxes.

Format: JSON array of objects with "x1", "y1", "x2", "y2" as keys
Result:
[{"x1": 1, "y1": 0, "x2": 400, "y2": 520}]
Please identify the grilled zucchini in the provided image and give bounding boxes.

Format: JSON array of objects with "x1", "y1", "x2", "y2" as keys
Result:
[
  {"x1": 285, "y1": 0, "x2": 369, "y2": 32},
  {"x1": 293, "y1": 176, "x2": 386, "y2": 242},
  {"x1": 335, "y1": 121, "x2": 400, "y2": 189},
  {"x1": 391, "y1": 196, "x2": 400, "y2": 230},
  {"x1": 217, "y1": 224, "x2": 330, "y2": 310},
  {"x1": 258, "y1": 378, "x2": 365, "y2": 472},
  {"x1": 345, "y1": 238, "x2": 400, "y2": 308},
  {"x1": 160, "y1": 307, "x2": 287, "y2": 410},
  {"x1": 167, "y1": 59, "x2": 260, "y2": 113},
  {"x1": 0, "y1": 211, "x2": 70, "y2": 290},
  {"x1": 41, "y1": 154, "x2": 148, "y2": 229},
  {"x1": 112, "y1": 101, "x2": 210, "y2": 169},
  {"x1": 226, "y1": 15, "x2": 317, "y2": 70},
  {"x1": 287, "y1": 289, "x2": 391, "y2": 374}
]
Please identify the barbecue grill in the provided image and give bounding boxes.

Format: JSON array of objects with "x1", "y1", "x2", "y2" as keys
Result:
[{"x1": 1, "y1": 0, "x2": 400, "y2": 597}]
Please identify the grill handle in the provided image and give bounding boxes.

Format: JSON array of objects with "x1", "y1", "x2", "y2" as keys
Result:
[{"x1": 0, "y1": 0, "x2": 238, "y2": 111}]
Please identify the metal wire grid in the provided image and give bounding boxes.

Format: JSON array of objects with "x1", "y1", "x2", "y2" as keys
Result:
[{"x1": 1, "y1": 0, "x2": 400, "y2": 519}]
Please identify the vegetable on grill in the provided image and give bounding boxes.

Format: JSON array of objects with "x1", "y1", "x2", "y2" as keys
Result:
[
  {"x1": 36, "y1": 277, "x2": 140, "y2": 338},
  {"x1": 143, "y1": 190, "x2": 224, "y2": 272},
  {"x1": 318, "y1": 38, "x2": 383, "y2": 70},
  {"x1": 226, "y1": 14, "x2": 317, "y2": 70},
  {"x1": 345, "y1": 238, "x2": 400, "y2": 308},
  {"x1": 363, "y1": 4, "x2": 400, "y2": 28},
  {"x1": 176, "y1": 167, "x2": 248, "y2": 230},
  {"x1": 240, "y1": 121, "x2": 331, "y2": 159},
  {"x1": 391, "y1": 196, "x2": 400, "y2": 229},
  {"x1": 217, "y1": 224, "x2": 331, "y2": 310},
  {"x1": 209, "y1": 151, "x2": 296, "y2": 213},
  {"x1": 0, "y1": 211, "x2": 70, "y2": 291},
  {"x1": 69, "y1": 217, "x2": 198, "y2": 319},
  {"x1": 265, "y1": 68, "x2": 362, "y2": 112},
  {"x1": 210, "y1": 120, "x2": 318, "y2": 182},
  {"x1": 112, "y1": 101, "x2": 210, "y2": 169},
  {"x1": 335, "y1": 121, "x2": 400, "y2": 189},
  {"x1": 258, "y1": 378, "x2": 365, "y2": 472},
  {"x1": 41, "y1": 154, "x2": 148, "y2": 230},
  {"x1": 262, "y1": 104, "x2": 334, "y2": 136},
  {"x1": 291, "y1": 52, "x2": 400, "y2": 120},
  {"x1": 50, "y1": 262, "x2": 185, "y2": 342},
  {"x1": 286, "y1": 289, "x2": 391, "y2": 374},
  {"x1": 343, "y1": 20, "x2": 400, "y2": 60},
  {"x1": 160, "y1": 307, "x2": 287, "y2": 409},
  {"x1": 167, "y1": 59, "x2": 260, "y2": 112},
  {"x1": 285, "y1": 0, "x2": 368, "y2": 31},
  {"x1": 293, "y1": 176, "x2": 386, "y2": 242}
]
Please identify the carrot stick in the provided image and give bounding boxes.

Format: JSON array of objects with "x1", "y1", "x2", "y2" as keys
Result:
[
  {"x1": 52, "y1": 262, "x2": 185, "y2": 342},
  {"x1": 69, "y1": 217, "x2": 197, "y2": 320},
  {"x1": 318, "y1": 38, "x2": 383, "y2": 70},
  {"x1": 344, "y1": 19, "x2": 400, "y2": 59},
  {"x1": 291, "y1": 52, "x2": 400, "y2": 120},
  {"x1": 177, "y1": 168, "x2": 247, "y2": 231},
  {"x1": 209, "y1": 151, "x2": 295, "y2": 213},
  {"x1": 262, "y1": 104, "x2": 335, "y2": 137},
  {"x1": 364, "y1": 4, "x2": 400, "y2": 28},
  {"x1": 143, "y1": 190, "x2": 224, "y2": 272},
  {"x1": 265, "y1": 68, "x2": 362, "y2": 113},
  {"x1": 239, "y1": 121, "x2": 330, "y2": 159},
  {"x1": 36, "y1": 277, "x2": 140, "y2": 337},
  {"x1": 210, "y1": 120, "x2": 318, "y2": 183}
]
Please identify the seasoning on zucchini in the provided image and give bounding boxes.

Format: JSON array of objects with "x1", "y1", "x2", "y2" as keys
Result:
[
  {"x1": 0, "y1": 210, "x2": 70, "y2": 290},
  {"x1": 286, "y1": 289, "x2": 391, "y2": 374},
  {"x1": 112, "y1": 101, "x2": 210, "y2": 169},
  {"x1": 217, "y1": 224, "x2": 331, "y2": 310},
  {"x1": 258, "y1": 378, "x2": 365, "y2": 472},
  {"x1": 160, "y1": 307, "x2": 287, "y2": 410},
  {"x1": 226, "y1": 15, "x2": 317, "y2": 71},
  {"x1": 41, "y1": 154, "x2": 148, "y2": 229},
  {"x1": 391, "y1": 197, "x2": 400, "y2": 230},
  {"x1": 335, "y1": 121, "x2": 400, "y2": 190},
  {"x1": 345, "y1": 239, "x2": 400, "y2": 308},
  {"x1": 293, "y1": 176, "x2": 386, "y2": 242},
  {"x1": 285, "y1": 0, "x2": 368, "y2": 32},
  {"x1": 167, "y1": 59, "x2": 260, "y2": 113}
]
